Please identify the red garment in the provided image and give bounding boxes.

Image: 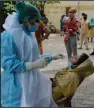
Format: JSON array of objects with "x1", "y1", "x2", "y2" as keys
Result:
[{"x1": 62, "y1": 17, "x2": 78, "y2": 42}]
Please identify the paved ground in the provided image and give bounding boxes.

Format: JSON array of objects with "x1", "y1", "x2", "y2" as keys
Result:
[
  {"x1": 71, "y1": 73, "x2": 94, "y2": 107},
  {"x1": 40, "y1": 33, "x2": 94, "y2": 107}
]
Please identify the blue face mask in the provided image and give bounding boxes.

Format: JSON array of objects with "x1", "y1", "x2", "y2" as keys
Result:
[{"x1": 28, "y1": 23, "x2": 39, "y2": 32}]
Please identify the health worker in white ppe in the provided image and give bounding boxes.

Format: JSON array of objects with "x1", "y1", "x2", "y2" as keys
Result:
[{"x1": 1, "y1": 1, "x2": 58, "y2": 107}]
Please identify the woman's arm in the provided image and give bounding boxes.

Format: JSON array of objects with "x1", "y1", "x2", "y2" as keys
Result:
[{"x1": 1, "y1": 31, "x2": 26, "y2": 73}]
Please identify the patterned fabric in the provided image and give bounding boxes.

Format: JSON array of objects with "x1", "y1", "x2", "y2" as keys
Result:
[
  {"x1": 52, "y1": 58, "x2": 94, "y2": 104},
  {"x1": 88, "y1": 27, "x2": 94, "y2": 38},
  {"x1": 62, "y1": 18, "x2": 78, "y2": 35}
]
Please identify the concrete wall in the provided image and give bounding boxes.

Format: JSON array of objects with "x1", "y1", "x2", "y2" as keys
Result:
[{"x1": 44, "y1": 1, "x2": 94, "y2": 31}]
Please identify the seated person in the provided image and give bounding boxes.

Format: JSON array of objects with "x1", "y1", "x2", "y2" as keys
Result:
[{"x1": 52, "y1": 53, "x2": 94, "y2": 106}]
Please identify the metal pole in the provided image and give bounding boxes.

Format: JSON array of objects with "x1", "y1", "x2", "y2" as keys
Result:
[{"x1": 78, "y1": 0, "x2": 80, "y2": 17}]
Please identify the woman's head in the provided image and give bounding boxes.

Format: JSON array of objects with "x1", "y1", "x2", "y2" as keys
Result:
[
  {"x1": 82, "y1": 13, "x2": 87, "y2": 21},
  {"x1": 15, "y1": 1, "x2": 41, "y2": 22},
  {"x1": 15, "y1": 1, "x2": 41, "y2": 32},
  {"x1": 71, "y1": 53, "x2": 89, "y2": 68},
  {"x1": 68, "y1": 8, "x2": 77, "y2": 18},
  {"x1": 82, "y1": 13, "x2": 86, "y2": 16}
]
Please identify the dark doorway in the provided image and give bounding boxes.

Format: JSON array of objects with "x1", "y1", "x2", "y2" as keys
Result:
[{"x1": 66, "y1": 7, "x2": 71, "y2": 16}]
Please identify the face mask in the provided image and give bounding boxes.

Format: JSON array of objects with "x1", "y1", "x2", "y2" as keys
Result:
[
  {"x1": 28, "y1": 23, "x2": 39, "y2": 32},
  {"x1": 69, "y1": 13, "x2": 75, "y2": 18}
]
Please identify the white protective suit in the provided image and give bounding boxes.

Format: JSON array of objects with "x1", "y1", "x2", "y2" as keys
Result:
[{"x1": 1, "y1": 12, "x2": 57, "y2": 107}]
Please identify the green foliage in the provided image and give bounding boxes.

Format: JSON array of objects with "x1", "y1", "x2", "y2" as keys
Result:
[
  {"x1": 29, "y1": 0, "x2": 60, "y2": 6},
  {"x1": 3, "y1": 0, "x2": 15, "y2": 15},
  {"x1": 46, "y1": 0, "x2": 60, "y2": 4},
  {"x1": 2, "y1": 0, "x2": 61, "y2": 15},
  {"x1": 29, "y1": 0, "x2": 41, "y2": 9},
  {"x1": 29, "y1": 0, "x2": 60, "y2": 13}
]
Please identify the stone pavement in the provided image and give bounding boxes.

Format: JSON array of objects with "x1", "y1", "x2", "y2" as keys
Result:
[
  {"x1": 71, "y1": 73, "x2": 94, "y2": 107},
  {"x1": 39, "y1": 33, "x2": 94, "y2": 107}
]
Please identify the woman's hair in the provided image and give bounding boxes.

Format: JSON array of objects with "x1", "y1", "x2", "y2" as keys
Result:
[
  {"x1": 73, "y1": 53, "x2": 89, "y2": 66},
  {"x1": 61, "y1": 15, "x2": 65, "y2": 19},
  {"x1": 82, "y1": 13, "x2": 86, "y2": 16},
  {"x1": 82, "y1": 13, "x2": 87, "y2": 21},
  {"x1": 83, "y1": 15, "x2": 87, "y2": 21}
]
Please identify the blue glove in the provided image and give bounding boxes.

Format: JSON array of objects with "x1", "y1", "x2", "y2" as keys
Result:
[
  {"x1": 39, "y1": 54, "x2": 52, "y2": 64},
  {"x1": 68, "y1": 60, "x2": 72, "y2": 69}
]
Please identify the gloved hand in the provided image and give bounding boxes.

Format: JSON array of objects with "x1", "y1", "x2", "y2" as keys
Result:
[
  {"x1": 25, "y1": 58, "x2": 48, "y2": 70},
  {"x1": 40, "y1": 54, "x2": 52, "y2": 64},
  {"x1": 68, "y1": 60, "x2": 72, "y2": 69},
  {"x1": 52, "y1": 54, "x2": 65, "y2": 60}
]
